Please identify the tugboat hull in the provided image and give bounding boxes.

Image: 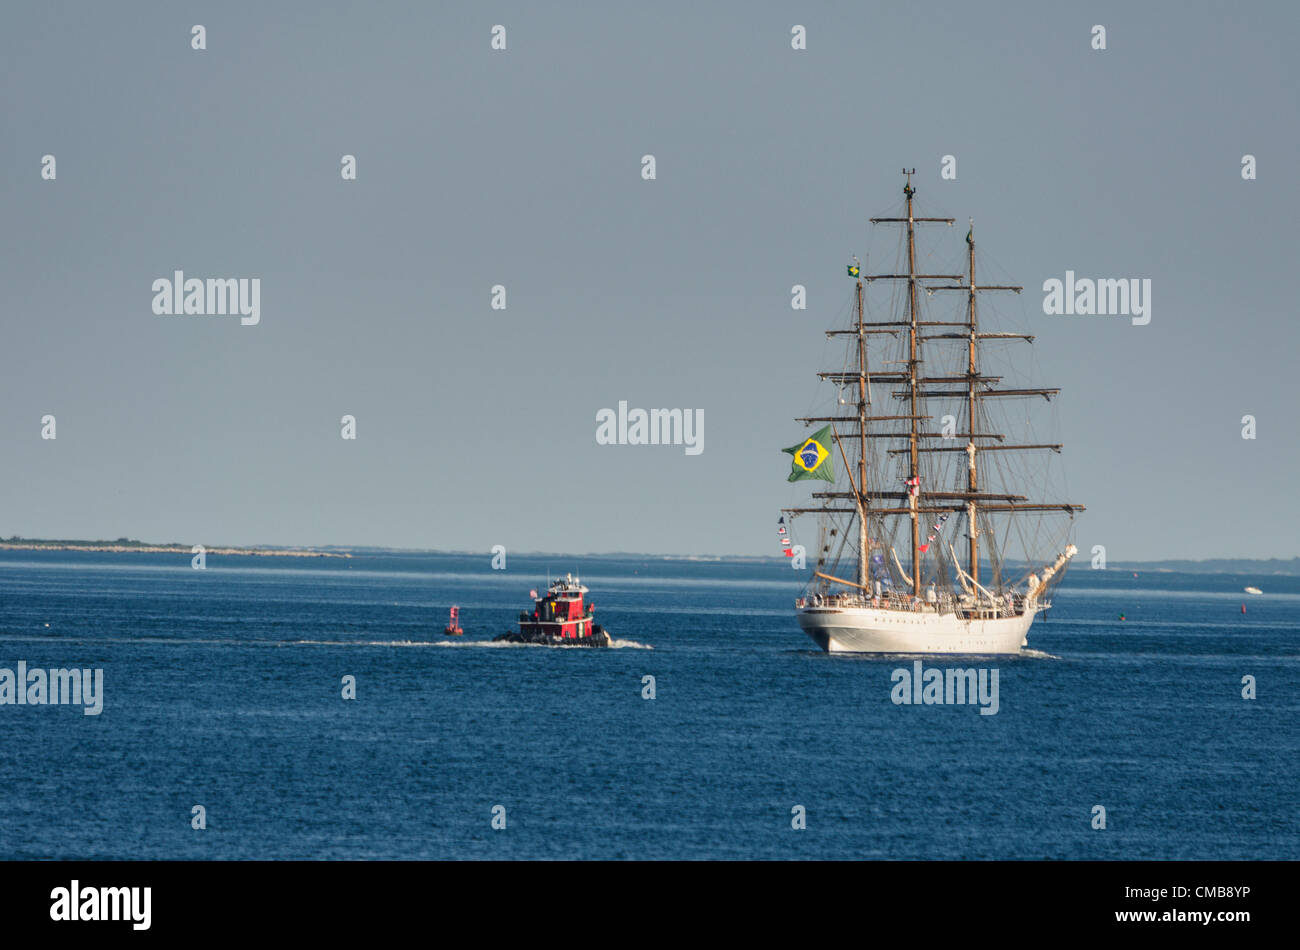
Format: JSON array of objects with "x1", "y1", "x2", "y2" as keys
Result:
[{"x1": 494, "y1": 625, "x2": 612, "y2": 647}]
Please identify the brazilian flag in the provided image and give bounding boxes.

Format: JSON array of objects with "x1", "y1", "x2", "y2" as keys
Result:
[
  {"x1": 846, "y1": 263, "x2": 861, "y2": 278},
  {"x1": 783, "y1": 425, "x2": 835, "y2": 482}
]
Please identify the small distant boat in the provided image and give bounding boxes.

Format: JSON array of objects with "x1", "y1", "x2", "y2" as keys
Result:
[
  {"x1": 443, "y1": 605, "x2": 464, "y2": 636},
  {"x1": 1244, "y1": 587, "x2": 1263, "y2": 596}
]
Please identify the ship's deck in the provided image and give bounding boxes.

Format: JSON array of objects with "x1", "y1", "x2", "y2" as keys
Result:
[{"x1": 799, "y1": 590, "x2": 1036, "y2": 621}]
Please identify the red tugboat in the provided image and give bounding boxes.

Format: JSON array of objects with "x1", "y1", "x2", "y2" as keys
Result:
[
  {"x1": 494, "y1": 574, "x2": 612, "y2": 647},
  {"x1": 443, "y1": 605, "x2": 464, "y2": 636}
]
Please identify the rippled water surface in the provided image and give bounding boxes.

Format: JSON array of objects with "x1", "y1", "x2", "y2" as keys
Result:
[{"x1": 0, "y1": 550, "x2": 1295, "y2": 859}]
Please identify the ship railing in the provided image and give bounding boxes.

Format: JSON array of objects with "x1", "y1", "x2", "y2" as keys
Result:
[
  {"x1": 803, "y1": 591, "x2": 953, "y2": 612},
  {"x1": 800, "y1": 590, "x2": 1029, "y2": 618}
]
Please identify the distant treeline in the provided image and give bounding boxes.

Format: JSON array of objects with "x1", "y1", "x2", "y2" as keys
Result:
[
  {"x1": 3, "y1": 538, "x2": 1295, "y2": 573},
  {"x1": 0, "y1": 537, "x2": 348, "y2": 557},
  {"x1": 1110, "y1": 557, "x2": 1300, "y2": 575},
  {"x1": 2, "y1": 536, "x2": 160, "y2": 548}
]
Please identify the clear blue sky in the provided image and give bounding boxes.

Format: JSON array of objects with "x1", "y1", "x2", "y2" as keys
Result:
[{"x1": 2, "y1": 1, "x2": 1297, "y2": 559}]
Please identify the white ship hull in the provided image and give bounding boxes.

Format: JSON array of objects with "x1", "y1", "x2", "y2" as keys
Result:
[{"x1": 797, "y1": 603, "x2": 1035, "y2": 654}]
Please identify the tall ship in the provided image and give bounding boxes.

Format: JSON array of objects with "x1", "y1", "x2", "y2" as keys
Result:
[{"x1": 783, "y1": 169, "x2": 1083, "y2": 654}]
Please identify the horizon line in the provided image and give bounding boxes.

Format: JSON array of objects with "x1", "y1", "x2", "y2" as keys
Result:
[{"x1": 1, "y1": 535, "x2": 1296, "y2": 566}]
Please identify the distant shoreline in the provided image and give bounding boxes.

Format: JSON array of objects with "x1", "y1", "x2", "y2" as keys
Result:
[
  {"x1": 0, "y1": 538, "x2": 1295, "y2": 574},
  {"x1": 0, "y1": 539, "x2": 349, "y2": 558}
]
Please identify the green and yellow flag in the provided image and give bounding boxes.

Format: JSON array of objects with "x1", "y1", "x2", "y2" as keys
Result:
[
  {"x1": 846, "y1": 263, "x2": 861, "y2": 278},
  {"x1": 783, "y1": 425, "x2": 835, "y2": 482}
]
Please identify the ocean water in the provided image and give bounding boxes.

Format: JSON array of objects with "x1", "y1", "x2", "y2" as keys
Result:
[{"x1": 0, "y1": 549, "x2": 1296, "y2": 860}]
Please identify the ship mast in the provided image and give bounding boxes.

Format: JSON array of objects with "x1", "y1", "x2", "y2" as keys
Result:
[
  {"x1": 855, "y1": 269, "x2": 869, "y2": 590},
  {"x1": 904, "y1": 173, "x2": 922, "y2": 597},
  {"x1": 936, "y1": 220, "x2": 1027, "y2": 590},
  {"x1": 871, "y1": 169, "x2": 957, "y2": 597},
  {"x1": 785, "y1": 169, "x2": 1086, "y2": 604},
  {"x1": 965, "y1": 222, "x2": 979, "y2": 587}
]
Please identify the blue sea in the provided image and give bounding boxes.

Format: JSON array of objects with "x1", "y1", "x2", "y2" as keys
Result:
[{"x1": 0, "y1": 550, "x2": 1295, "y2": 860}]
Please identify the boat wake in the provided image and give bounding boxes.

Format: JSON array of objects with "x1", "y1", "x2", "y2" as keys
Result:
[
  {"x1": 291, "y1": 637, "x2": 656, "y2": 649},
  {"x1": 1019, "y1": 648, "x2": 1059, "y2": 660},
  {"x1": 434, "y1": 637, "x2": 652, "y2": 650},
  {"x1": 0, "y1": 634, "x2": 653, "y2": 649}
]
